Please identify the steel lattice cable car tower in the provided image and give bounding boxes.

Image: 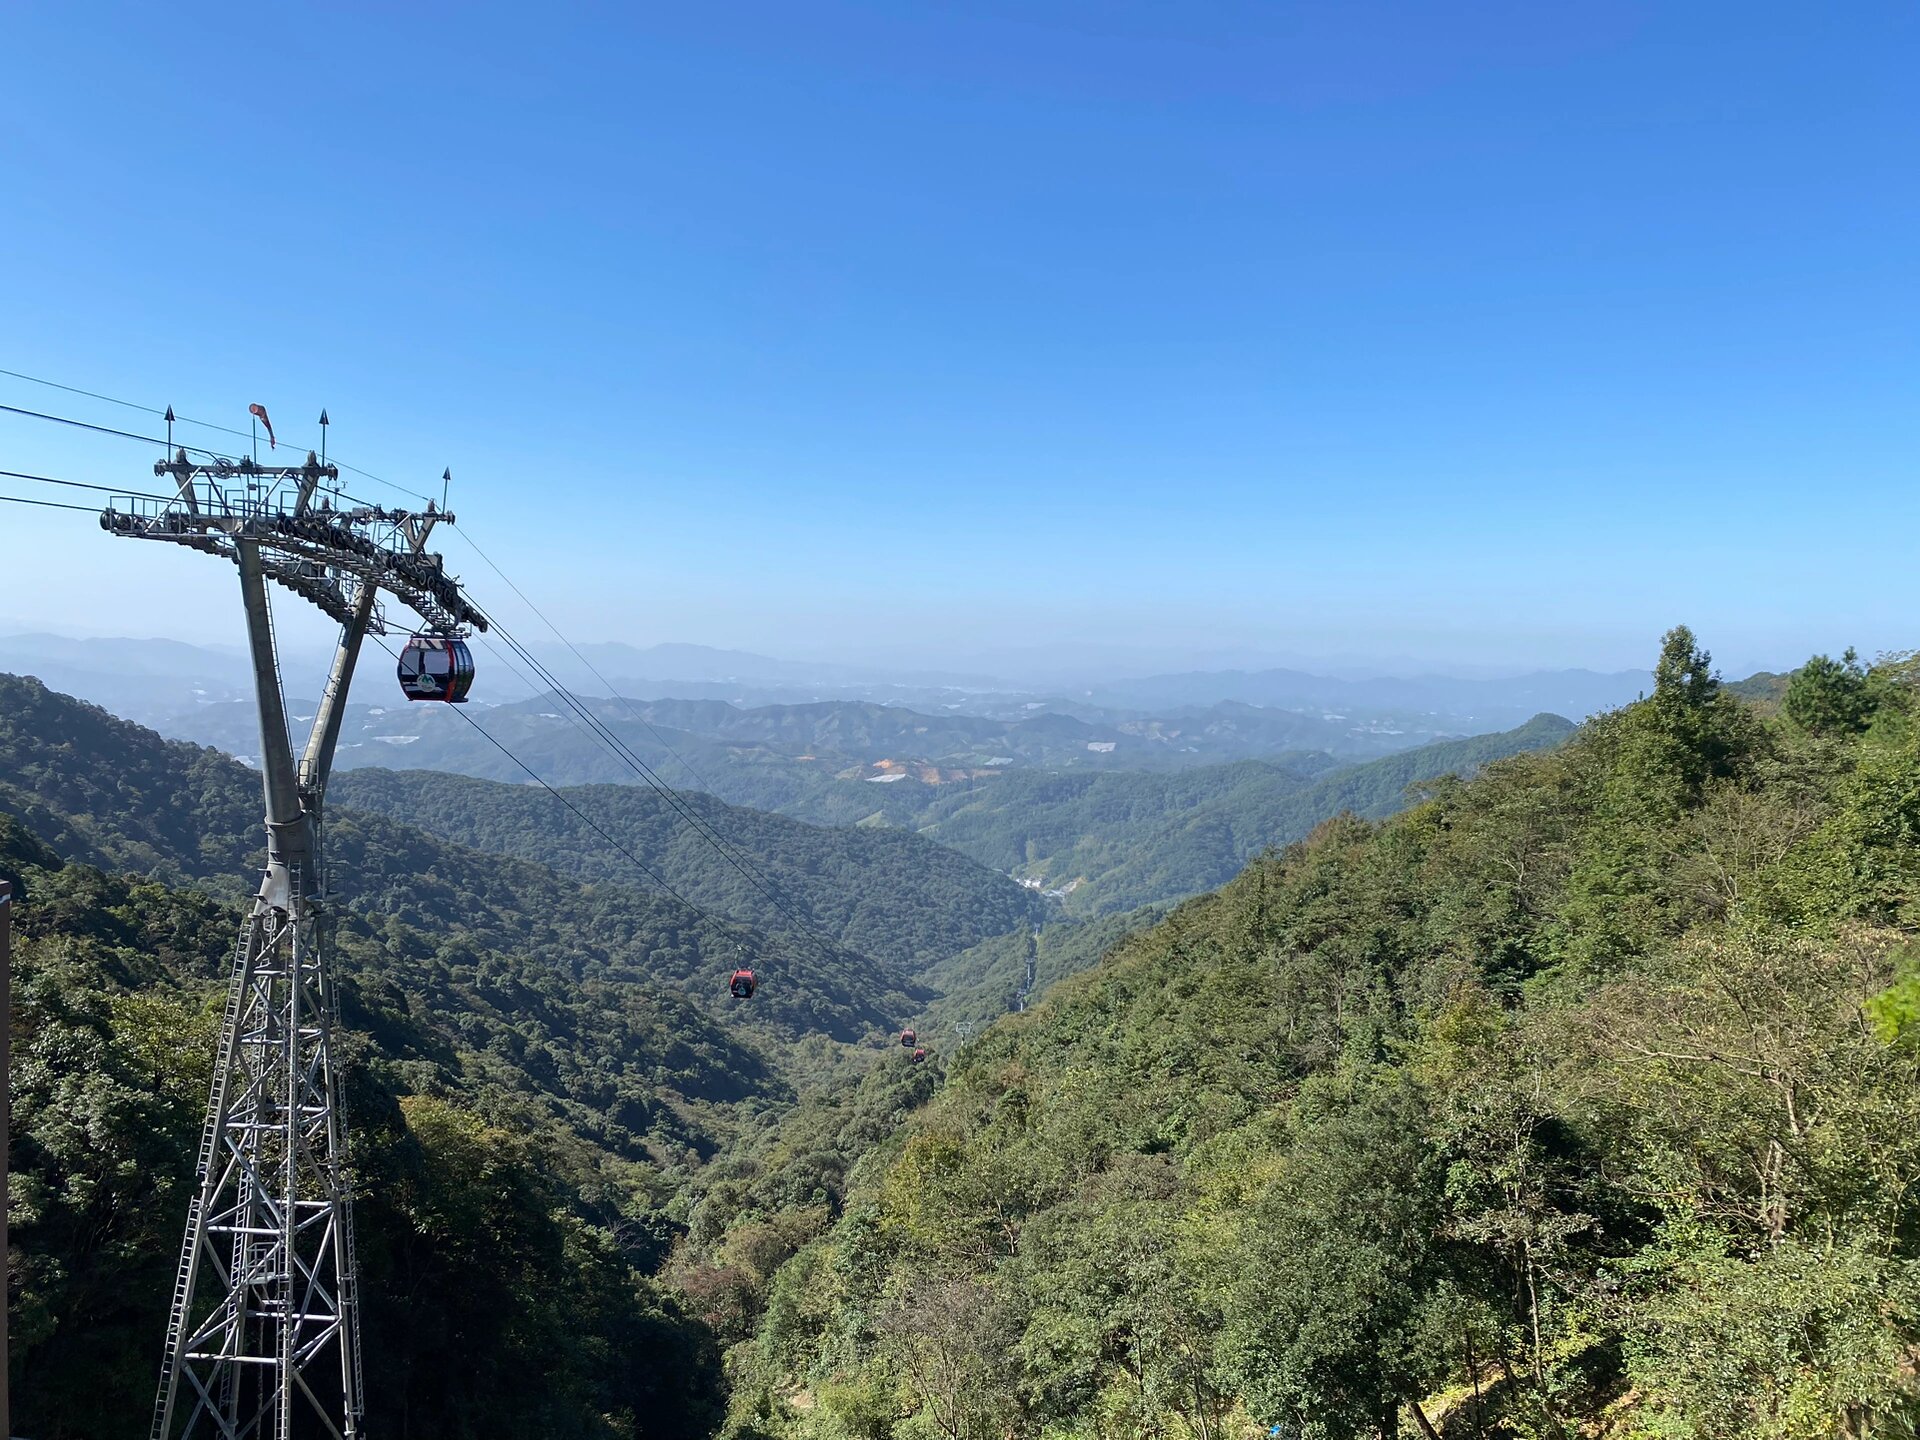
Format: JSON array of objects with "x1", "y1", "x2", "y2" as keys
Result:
[{"x1": 103, "y1": 434, "x2": 487, "y2": 1440}]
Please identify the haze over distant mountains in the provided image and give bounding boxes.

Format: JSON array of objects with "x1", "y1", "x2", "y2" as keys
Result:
[
  {"x1": 0, "y1": 630, "x2": 1652, "y2": 733},
  {"x1": 570, "y1": 639, "x2": 1652, "y2": 718},
  {"x1": 0, "y1": 632, "x2": 1648, "y2": 837}
]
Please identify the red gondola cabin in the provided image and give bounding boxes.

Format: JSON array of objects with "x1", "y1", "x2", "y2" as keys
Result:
[
  {"x1": 900, "y1": 1029, "x2": 917, "y2": 1047},
  {"x1": 729, "y1": 968, "x2": 757, "y2": 1000},
  {"x1": 911, "y1": 1047, "x2": 927, "y2": 1064}
]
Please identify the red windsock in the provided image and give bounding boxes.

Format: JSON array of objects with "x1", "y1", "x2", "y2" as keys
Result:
[{"x1": 249, "y1": 403, "x2": 276, "y2": 449}]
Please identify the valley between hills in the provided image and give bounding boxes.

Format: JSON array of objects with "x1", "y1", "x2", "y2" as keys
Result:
[{"x1": 8, "y1": 630, "x2": 1913, "y2": 1437}]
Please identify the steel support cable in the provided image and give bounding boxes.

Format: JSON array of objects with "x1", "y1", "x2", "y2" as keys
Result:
[
  {"x1": 0, "y1": 367, "x2": 827, "y2": 951},
  {"x1": 0, "y1": 402, "x2": 404, "y2": 510},
  {"x1": 474, "y1": 608, "x2": 836, "y2": 947},
  {"x1": 0, "y1": 492, "x2": 96, "y2": 513},
  {"x1": 0, "y1": 402, "x2": 214, "y2": 452},
  {"x1": 0, "y1": 367, "x2": 280, "y2": 450},
  {"x1": 366, "y1": 635, "x2": 730, "y2": 927},
  {"x1": 479, "y1": 614, "x2": 818, "y2": 929},
  {"x1": 0, "y1": 378, "x2": 433, "y2": 506},
  {"x1": 451, "y1": 628, "x2": 801, "y2": 985},
  {"x1": 463, "y1": 628, "x2": 696, "y2": 809},
  {"x1": 0, "y1": 365, "x2": 434, "y2": 505},
  {"x1": 462, "y1": 628, "x2": 680, "y2": 789},
  {"x1": 451, "y1": 523, "x2": 742, "y2": 811},
  {"x1": 444, "y1": 526, "x2": 835, "y2": 942},
  {"x1": 0, "y1": 466, "x2": 191, "y2": 506},
  {"x1": 458, "y1": 626, "x2": 827, "y2": 969},
  {"x1": 460, "y1": 603, "x2": 768, "y2": 874},
  {"x1": 0, "y1": 366, "x2": 157, "y2": 416}
]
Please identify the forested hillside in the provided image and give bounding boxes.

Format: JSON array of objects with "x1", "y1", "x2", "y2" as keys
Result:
[
  {"x1": 331, "y1": 768, "x2": 1045, "y2": 971},
  {"x1": 0, "y1": 681, "x2": 1023, "y2": 1437},
  {"x1": 719, "y1": 631, "x2": 1920, "y2": 1438},
  {"x1": 0, "y1": 675, "x2": 938, "y2": 1041},
  {"x1": 0, "y1": 672, "x2": 263, "y2": 883},
  {"x1": 0, "y1": 680, "x2": 950, "y2": 1438},
  {"x1": 16, "y1": 635, "x2": 1903, "y2": 1439},
  {"x1": 315, "y1": 717, "x2": 1575, "y2": 931},
  {"x1": 2, "y1": 812, "x2": 734, "y2": 1437},
  {"x1": 912, "y1": 907, "x2": 1175, "y2": 1033},
  {"x1": 912, "y1": 714, "x2": 1575, "y2": 914}
]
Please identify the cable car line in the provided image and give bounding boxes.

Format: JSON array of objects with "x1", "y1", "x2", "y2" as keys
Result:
[
  {"x1": 474, "y1": 607, "x2": 831, "y2": 945},
  {"x1": 451, "y1": 523, "x2": 770, "y2": 865},
  {"x1": 0, "y1": 466, "x2": 190, "y2": 506},
  {"x1": 452, "y1": 524, "x2": 735, "y2": 800},
  {"x1": 367, "y1": 634, "x2": 725, "y2": 926},
  {"x1": 0, "y1": 492, "x2": 97, "y2": 514},
  {"x1": 0, "y1": 402, "x2": 294, "y2": 477},
  {"x1": 445, "y1": 522, "x2": 828, "y2": 937},
  {"x1": 3, "y1": 370, "x2": 836, "y2": 994},
  {"x1": 0, "y1": 401, "x2": 212, "y2": 452},
  {"x1": 493, "y1": 625, "x2": 797, "y2": 923},
  {"x1": 0, "y1": 367, "x2": 435, "y2": 504},
  {"x1": 0, "y1": 364, "x2": 435, "y2": 503},
  {"x1": 375, "y1": 629, "x2": 766, "y2": 1002},
  {"x1": 0, "y1": 400, "x2": 411, "y2": 511},
  {"x1": 0, "y1": 366, "x2": 303, "y2": 457},
  {"x1": 445, "y1": 627, "x2": 783, "y2": 1012},
  {"x1": 470, "y1": 605, "x2": 840, "y2": 951},
  {"x1": 454, "y1": 624, "x2": 807, "y2": 962},
  {"x1": 461, "y1": 628, "x2": 659, "y2": 768},
  {"x1": 447, "y1": 566, "x2": 792, "y2": 904},
  {"x1": 394, "y1": 616, "x2": 828, "y2": 999},
  {"x1": 0, "y1": 366, "x2": 162, "y2": 417}
]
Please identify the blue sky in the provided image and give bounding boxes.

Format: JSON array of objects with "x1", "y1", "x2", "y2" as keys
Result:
[{"x1": 2, "y1": 1, "x2": 1915, "y2": 678}]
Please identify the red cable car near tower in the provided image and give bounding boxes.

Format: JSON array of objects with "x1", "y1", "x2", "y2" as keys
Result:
[{"x1": 397, "y1": 633, "x2": 475, "y2": 703}]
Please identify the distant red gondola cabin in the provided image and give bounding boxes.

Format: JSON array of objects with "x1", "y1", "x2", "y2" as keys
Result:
[
  {"x1": 729, "y1": 968, "x2": 757, "y2": 1000},
  {"x1": 911, "y1": 1047, "x2": 927, "y2": 1064},
  {"x1": 397, "y1": 634, "x2": 475, "y2": 703},
  {"x1": 900, "y1": 1029, "x2": 917, "y2": 1047}
]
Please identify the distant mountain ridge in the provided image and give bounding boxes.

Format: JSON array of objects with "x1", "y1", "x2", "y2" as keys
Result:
[
  {"x1": 573, "y1": 640, "x2": 1009, "y2": 692},
  {"x1": 5, "y1": 628, "x2": 1650, "y2": 731},
  {"x1": 140, "y1": 689, "x2": 1472, "y2": 790},
  {"x1": 1090, "y1": 665, "x2": 1650, "y2": 720}
]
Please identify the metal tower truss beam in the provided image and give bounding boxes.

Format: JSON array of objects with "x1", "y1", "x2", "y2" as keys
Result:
[
  {"x1": 159, "y1": 898, "x2": 359, "y2": 1440},
  {"x1": 108, "y1": 436, "x2": 484, "y2": 1440}
]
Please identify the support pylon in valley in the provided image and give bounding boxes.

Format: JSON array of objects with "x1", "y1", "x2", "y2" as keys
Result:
[{"x1": 103, "y1": 431, "x2": 487, "y2": 1439}]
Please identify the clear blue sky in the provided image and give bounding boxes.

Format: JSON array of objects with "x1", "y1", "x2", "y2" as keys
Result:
[{"x1": 2, "y1": 1, "x2": 1915, "y2": 678}]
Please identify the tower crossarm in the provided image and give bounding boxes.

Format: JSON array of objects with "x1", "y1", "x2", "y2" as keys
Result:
[{"x1": 101, "y1": 453, "x2": 489, "y2": 640}]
